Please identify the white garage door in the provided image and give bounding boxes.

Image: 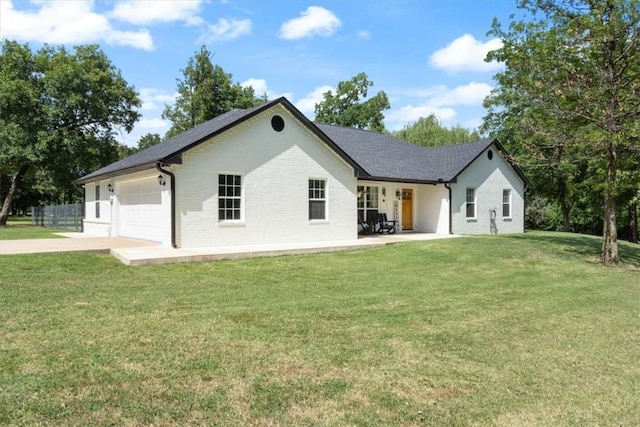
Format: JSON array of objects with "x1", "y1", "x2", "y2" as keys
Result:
[{"x1": 119, "y1": 177, "x2": 163, "y2": 242}]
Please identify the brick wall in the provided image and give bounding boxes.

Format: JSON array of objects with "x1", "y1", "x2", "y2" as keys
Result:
[
  {"x1": 174, "y1": 106, "x2": 357, "y2": 248},
  {"x1": 451, "y1": 146, "x2": 526, "y2": 235}
]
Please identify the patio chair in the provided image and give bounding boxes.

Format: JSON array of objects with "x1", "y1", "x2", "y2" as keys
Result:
[
  {"x1": 358, "y1": 212, "x2": 370, "y2": 234},
  {"x1": 359, "y1": 218, "x2": 373, "y2": 234},
  {"x1": 367, "y1": 210, "x2": 381, "y2": 233},
  {"x1": 358, "y1": 211, "x2": 379, "y2": 234},
  {"x1": 377, "y1": 213, "x2": 397, "y2": 234}
]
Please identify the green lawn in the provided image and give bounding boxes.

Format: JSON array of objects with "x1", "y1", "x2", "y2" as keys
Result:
[
  {"x1": 0, "y1": 218, "x2": 66, "y2": 240},
  {"x1": 1, "y1": 232, "x2": 638, "y2": 426}
]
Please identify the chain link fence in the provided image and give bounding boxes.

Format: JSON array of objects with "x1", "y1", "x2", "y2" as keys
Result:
[{"x1": 32, "y1": 203, "x2": 83, "y2": 232}]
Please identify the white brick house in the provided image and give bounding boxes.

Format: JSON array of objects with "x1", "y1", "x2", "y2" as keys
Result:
[{"x1": 76, "y1": 97, "x2": 529, "y2": 248}]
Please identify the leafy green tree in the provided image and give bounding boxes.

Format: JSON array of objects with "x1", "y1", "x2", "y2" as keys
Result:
[
  {"x1": 136, "y1": 133, "x2": 162, "y2": 151},
  {"x1": 314, "y1": 72, "x2": 390, "y2": 132},
  {"x1": 162, "y1": 45, "x2": 266, "y2": 138},
  {"x1": 619, "y1": 162, "x2": 640, "y2": 243},
  {"x1": 116, "y1": 142, "x2": 136, "y2": 160},
  {"x1": 483, "y1": 96, "x2": 591, "y2": 233},
  {"x1": 483, "y1": 0, "x2": 640, "y2": 265},
  {"x1": 0, "y1": 40, "x2": 140, "y2": 225},
  {"x1": 393, "y1": 114, "x2": 481, "y2": 147}
]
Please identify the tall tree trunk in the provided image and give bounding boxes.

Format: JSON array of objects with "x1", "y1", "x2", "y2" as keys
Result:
[
  {"x1": 559, "y1": 195, "x2": 571, "y2": 232},
  {"x1": 601, "y1": 146, "x2": 619, "y2": 265},
  {"x1": 0, "y1": 165, "x2": 29, "y2": 226},
  {"x1": 556, "y1": 156, "x2": 572, "y2": 232},
  {"x1": 629, "y1": 200, "x2": 638, "y2": 244}
]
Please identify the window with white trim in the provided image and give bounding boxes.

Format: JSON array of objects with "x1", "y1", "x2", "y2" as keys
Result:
[
  {"x1": 218, "y1": 174, "x2": 242, "y2": 221},
  {"x1": 503, "y1": 189, "x2": 511, "y2": 218},
  {"x1": 357, "y1": 185, "x2": 379, "y2": 223},
  {"x1": 95, "y1": 185, "x2": 101, "y2": 219},
  {"x1": 466, "y1": 188, "x2": 476, "y2": 218},
  {"x1": 309, "y1": 179, "x2": 326, "y2": 220}
]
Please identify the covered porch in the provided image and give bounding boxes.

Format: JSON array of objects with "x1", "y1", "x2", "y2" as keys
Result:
[{"x1": 357, "y1": 180, "x2": 450, "y2": 235}]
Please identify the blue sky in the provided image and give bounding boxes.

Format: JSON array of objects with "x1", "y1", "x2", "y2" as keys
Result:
[{"x1": 1, "y1": 0, "x2": 522, "y2": 146}]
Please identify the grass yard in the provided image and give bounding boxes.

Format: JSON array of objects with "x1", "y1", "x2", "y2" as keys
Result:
[
  {"x1": 0, "y1": 232, "x2": 638, "y2": 426},
  {"x1": 0, "y1": 218, "x2": 66, "y2": 240}
]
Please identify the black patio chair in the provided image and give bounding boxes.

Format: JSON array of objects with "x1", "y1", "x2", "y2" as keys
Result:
[
  {"x1": 358, "y1": 212, "x2": 370, "y2": 234},
  {"x1": 377, "y1": 213, "x2": 397, "y2": 234},
  {"x1": 358, "y1": 211, "x2": 379, "y2": 234},
  {"x1": 367, "y1": 210, "x2": 381, "y2": 233}
]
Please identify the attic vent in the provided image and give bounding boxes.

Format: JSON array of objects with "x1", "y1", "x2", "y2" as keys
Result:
[
  {"x1": 487, "y1": 149, "x2": 493, "y2": 160},
  {"x1": 271, "y1": 115, "x2": 285, "y2": 132}
]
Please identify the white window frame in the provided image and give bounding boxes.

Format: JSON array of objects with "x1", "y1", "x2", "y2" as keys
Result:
[
  {"x1": 357, "y1": 185, "x2": 379, "y2": 223},
  {"x1": 466, "y1": 188, "x2": 476, "y2": 219},
  {"x1": 95, "y1": 184, "x2": 101, "y2": 219},
  {"x1": 502, "y1": 189, "x2": 512, "y2": 219},
  {"x1": 309, "y1": 179, "x2": 327, "y2": 221},
  {"x1": 218, "y1": 173, "x2": 243, "y2": 222}
]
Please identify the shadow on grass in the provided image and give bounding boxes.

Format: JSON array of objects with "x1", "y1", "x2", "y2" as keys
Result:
[{"x1": 507, "y1": 232, "x2": 640, "y2": 268}]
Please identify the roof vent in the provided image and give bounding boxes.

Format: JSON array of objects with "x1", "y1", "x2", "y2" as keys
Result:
[{"x1": 271, "y1": 115, "x2": 285, "y2": 132}]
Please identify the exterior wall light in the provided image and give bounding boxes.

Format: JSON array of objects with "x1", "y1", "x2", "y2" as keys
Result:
[
  {"x1": 396, "y1": 190, "x2": 401, "y2": 198},
  {"x1": 158, "y1": 174, "x2": 166, "y2": 186},
  {"x1": 107, "y1": 183, "x2": 114, "y2": 193}
]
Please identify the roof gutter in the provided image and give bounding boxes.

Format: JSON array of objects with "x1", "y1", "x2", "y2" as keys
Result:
[
  {"x1": 363, "y1": 176, "x2": 455, "y2": 185},
  {"x1": 156, "y1": 162, "x2": 177, "y2": 248}
]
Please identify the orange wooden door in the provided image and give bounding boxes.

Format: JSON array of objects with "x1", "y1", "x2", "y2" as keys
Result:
[{"x1": 402, "y1": 189, "x2": 413, "y2": 230}]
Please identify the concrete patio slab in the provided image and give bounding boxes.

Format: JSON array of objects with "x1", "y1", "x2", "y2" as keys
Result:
[
  {"x1": 111, "y1": 239, "x2": 381, "y2": 266},
  {"x1": 0, "y1": 235, "x2": 158, "y2": 255},
  {"x1": 1, "y1": 232, "x2": 461, "y2": 265},
  {"x1": 111, "y1": 233, "x2": 462, "y2": 266}
]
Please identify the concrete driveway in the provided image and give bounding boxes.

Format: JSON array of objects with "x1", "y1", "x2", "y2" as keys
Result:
[{"x1": 0, "y1": 233, "x2": 158, "y2": 255}]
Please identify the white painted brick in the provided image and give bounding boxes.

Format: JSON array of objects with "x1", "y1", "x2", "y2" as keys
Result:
[
  {"x1": 173, "y1": 105, "x2": 357, "y2": 248},
  {"x1": 451, "y1": 146, "x2": 525, "y2": 235}
]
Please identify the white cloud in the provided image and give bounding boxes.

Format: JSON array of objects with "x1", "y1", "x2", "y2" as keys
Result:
[
  {"x1": 386, "y1": 105, "x2": 458, "y2": 129},
  {"x1": 138, "y1": 88, "x2": 177, "y2": 111},
  {"x1": 0, "y1": 0, "x2": 153, "y2": 50},
  {"x1": 110, "y1": 0, "x2": 204, "y2": 26},
  {"x1": 429, "y1": 34, "x2": 503, "y2": 72},
  {"x1": 416, "y1": 82, "x2": 493, "y2": 107},
  {"x1": 386, "y1": 81, "x2": 493, "y2": 130},
  {"x1": 240, "y1": 78, "x2": 268, "y2": 95},
  {"x1": 240, "y1": 78, "x2": 292, "y2": 101},
  {"x1": 294, "y1": 85, "x2": 334, "y2": 116},
  {"x1": 106, "y1": 29, "x2": 154, "y2": 51},
  {"x1": 138, "y1": 118, "x2": 169, "y2": 130},
  {"x1": 280, "y1": 6, "x2": 341, "y2": 40},
  {"x1": 199, "y1": 18, "x2": 252, "y2": 43}
]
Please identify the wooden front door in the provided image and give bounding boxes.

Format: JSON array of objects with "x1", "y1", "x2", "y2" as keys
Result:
[{"x1": 402, "y1": 189, "x2": 413, "y2": 230}]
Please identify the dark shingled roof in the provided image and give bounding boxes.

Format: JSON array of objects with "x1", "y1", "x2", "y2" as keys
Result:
[
  {"x1": 76, "y1": 103, "x2": 267, "y2": 184},
  {"x1": 315, "y1": 123, "x2": 495, "y2": 183},
  {"x1": 76, "y1": 97, "x2": 527, "y2": 187}
]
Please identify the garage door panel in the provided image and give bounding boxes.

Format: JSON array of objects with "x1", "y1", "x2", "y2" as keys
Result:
[{"x1": 119, "y1": 178, "x2": 162, "y2": 242}]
